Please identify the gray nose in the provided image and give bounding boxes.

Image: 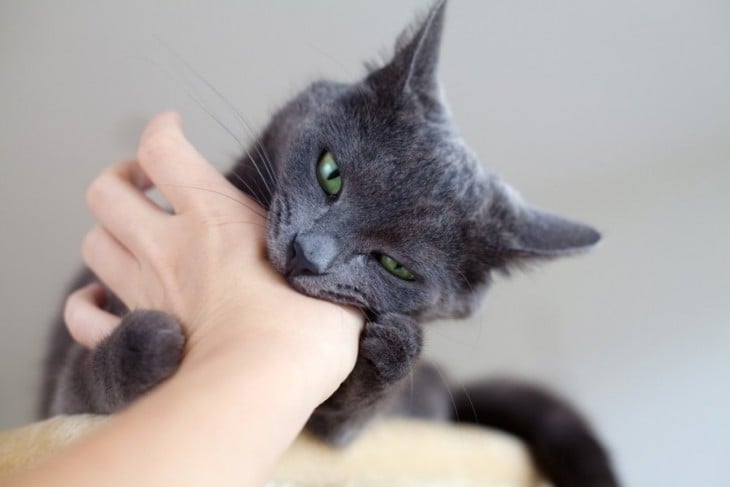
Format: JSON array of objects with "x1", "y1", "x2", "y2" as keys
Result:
[{"x1": 286, "y1": 235, "x2": 339, "y2": 277}]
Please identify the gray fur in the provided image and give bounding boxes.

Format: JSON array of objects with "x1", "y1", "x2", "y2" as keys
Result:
[
  {"x1": 42, "y1": 2, "x2": 617, "y2": 485},
  {"x1": 47, "y1": 309, "x2": 184, "y2": 415},
  {"x1": 247, "y1": 0, "x2": 601, "y2": 446}
]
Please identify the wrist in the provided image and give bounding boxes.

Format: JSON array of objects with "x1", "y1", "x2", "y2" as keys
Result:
[{"x1": 182, "y1": 294, "x2": 362, "y2": 406}]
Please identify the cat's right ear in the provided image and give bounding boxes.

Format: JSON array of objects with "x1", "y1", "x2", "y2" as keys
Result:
[{"x1": 366, "y1": 0, "x2": 447, "y2": 109}]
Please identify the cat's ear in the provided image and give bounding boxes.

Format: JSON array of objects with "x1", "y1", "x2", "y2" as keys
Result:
[
  {"x1": 367, "y1": 0, "x2": 447, "y2": 106},
  {"x1": 506, "y1": 205, "x2": 602, "y2": 258}
]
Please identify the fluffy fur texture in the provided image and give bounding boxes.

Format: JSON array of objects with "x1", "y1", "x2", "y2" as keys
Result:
[{"x1": 41, "y1": 2, "x2": 619, "y2": 485}]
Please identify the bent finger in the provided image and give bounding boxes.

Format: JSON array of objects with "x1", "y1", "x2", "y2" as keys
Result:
[
  {"x1": 64, "y1": 283, "x2": 121, "y2": 348},
  {"x1": 137, "y1": 112, "x2": 239, "y2": 215},
  {"x1": 86, "y1": 160, "x2": 166, "y2": 256},
  {"x1": 82, "y1": 225, "x2": 142, "y2": 307}
]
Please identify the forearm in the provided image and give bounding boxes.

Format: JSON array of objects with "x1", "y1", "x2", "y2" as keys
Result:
[{"x1": 16, "y1": 300, "x2": 361, "y2": 486}]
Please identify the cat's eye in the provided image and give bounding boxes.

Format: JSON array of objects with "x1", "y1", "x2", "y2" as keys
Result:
[
  {"x1": 378, "y1": 254, "x2": 415, "y2": 281},
  {"x1": 316, "y1": 151, "x2": 342, "y2": 196}
]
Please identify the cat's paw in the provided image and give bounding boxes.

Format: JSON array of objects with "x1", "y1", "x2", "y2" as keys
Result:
[
  {"x1": 112, "y1": 310, "x2": 186, "y2": 403},
  {"x1": 359, "y1": 318, "x2": 422, "y2": 385}
]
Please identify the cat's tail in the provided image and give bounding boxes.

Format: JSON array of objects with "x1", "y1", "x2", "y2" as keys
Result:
[{"x1": 450, "y1": 379, "x2": 620, "y2": 487}]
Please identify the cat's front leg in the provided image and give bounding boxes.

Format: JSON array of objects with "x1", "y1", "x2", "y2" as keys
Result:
[
  {"x1": 49, "y1": 310, "x2": 185, "y2": 415},
  {"x1": 306, "y1": 313, "x2": 422, "y2": 445}
]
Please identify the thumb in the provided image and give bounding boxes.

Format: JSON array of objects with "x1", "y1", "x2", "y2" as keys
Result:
[{"x1": 64, "y1": 283, "x2": 121, "y2": 348}]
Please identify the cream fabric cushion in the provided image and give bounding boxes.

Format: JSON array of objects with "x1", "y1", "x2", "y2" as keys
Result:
[{"x1": 0, "y1": 416, "x2": 547, "y2": 486}]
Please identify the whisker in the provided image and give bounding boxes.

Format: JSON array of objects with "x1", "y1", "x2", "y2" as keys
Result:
[
  {"x1": 172, "y1": 81, "x2": 271, "y2": 207},
  {"x1": 407, "y1": 364, "x2": 415, "y2": 409},
  {"x1": 227, "y1": 168, "x2": 269, "y2": 209},
  {"x1": 454, "y1": 269, "x2": 475, "y2": 294},
  {"x1": 452, "y1": 378, "x2": 478, "y2": 424},
  {"x1": 453, "y1": 268, "x2": 484, "y2": 348},
  {"x1": 159, "y1": 183, "x2": 268, "y2": 220},
  {"x1": 212, "y1": 219, "x2": 268, "y2": 230},
  {"x1": 142, "y1": 47, "x2": 271, "y2": 198},
  {"x1": 158, "y1": 39, "x2": 278, "y2": 197},
  {"x1": 122, "y1": 52, "x2": 272, "y2": 208},
  {"x1": 192, "y1": 80, "x2": 277, "y2": 193},
  {"x1": 303, "y1": 41, "x2": 353, "y2": 77},
  {"x1": 430, "y1": 363, "x2": 460, "y2": 424}
]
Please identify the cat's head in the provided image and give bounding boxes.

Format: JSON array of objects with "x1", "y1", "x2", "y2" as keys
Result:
[{"x1": 242, "y1": 1, "x2": 600, "y2": 323}]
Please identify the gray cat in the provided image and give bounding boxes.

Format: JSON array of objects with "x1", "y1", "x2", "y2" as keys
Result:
[{"x1": 41, "y1": 2, "x2": 619, "y2": 486}]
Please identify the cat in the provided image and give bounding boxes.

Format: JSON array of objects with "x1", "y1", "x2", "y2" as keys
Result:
[{"x1": 41, "y1": 2, "x2": 619, "y2": 486}]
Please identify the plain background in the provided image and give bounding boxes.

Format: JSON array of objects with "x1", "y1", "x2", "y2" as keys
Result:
[{"x1": 1, "y1": 1, "x2": 728, "y2": 485}]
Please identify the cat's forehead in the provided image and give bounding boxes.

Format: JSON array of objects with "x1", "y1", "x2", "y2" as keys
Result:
[
  {"x1": 287, "y1": 80, "x2": 506, "y2": 251},
  {"x1": 319, "y1": 85, "x2": 470, "y2": 181},
  {"x1": 308, "y1": 82, "x2": 490, "y2": 224}
]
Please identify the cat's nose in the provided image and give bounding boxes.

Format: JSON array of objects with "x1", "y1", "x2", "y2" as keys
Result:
[
  {"x1": 288, "y1": 240, "x2": 319, "y2": 276},
  {"x1": 286, "y1": 235, "x2": 339, "y2": 277}
]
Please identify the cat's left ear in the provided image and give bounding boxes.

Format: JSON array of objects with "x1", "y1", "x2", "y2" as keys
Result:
[
  {"x1": 367, "y1": 0, "x2": 447, "y2": 107},
  {"x1": 506, "y1": 205, "x2": 602, "y2": 258}
]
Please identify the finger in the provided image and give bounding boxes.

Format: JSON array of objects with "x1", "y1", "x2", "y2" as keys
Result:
[
  {"x1": 82, "y1": 225, "x2": 142, "y2": 306},
  {"x1": 64, "y1": 283, "x2": 121, "y2": 349},
  {"x1": 137, "y1": 112, "x2": 236, "y2": 214},
  {"x1": 85, "y1": 160, "x2": 167, "y2": 256}
]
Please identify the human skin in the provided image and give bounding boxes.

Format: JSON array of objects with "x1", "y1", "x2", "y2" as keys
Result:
[{"x1": 13, "y1": 112, "x2": 362, "y2": 486}]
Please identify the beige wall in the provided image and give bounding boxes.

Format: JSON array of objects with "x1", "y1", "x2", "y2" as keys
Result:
[{"x1": 1, "y1": 1, "x2": 728, "y2": 485}]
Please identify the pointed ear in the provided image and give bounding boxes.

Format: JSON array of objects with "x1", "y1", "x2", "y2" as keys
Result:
[
  {"x1": 508, "y1": 206, "x2": 602, "y2": 258},
  {"x1": 367, "y1": 0, "x2": 447, "y2": 104}
]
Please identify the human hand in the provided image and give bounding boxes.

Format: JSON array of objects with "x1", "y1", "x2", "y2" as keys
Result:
[{"x1": 66, "y1": 112, "x2": 362, "y2": 400}]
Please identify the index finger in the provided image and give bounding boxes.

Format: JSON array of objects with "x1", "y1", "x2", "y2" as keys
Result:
[{"x1": 137, "y1": 112, "x2": 248, "y2": 215}]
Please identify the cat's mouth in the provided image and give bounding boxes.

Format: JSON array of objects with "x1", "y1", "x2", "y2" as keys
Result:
[
  {"x1": 286, "y1": 275, "x2": 364, "y2": 307},
  {"x1": 285, "y1": 274, "x2": 376, "y2": 321},
  {"x1": 274, "y1": 235, "x2": 379, "y2": 321}
]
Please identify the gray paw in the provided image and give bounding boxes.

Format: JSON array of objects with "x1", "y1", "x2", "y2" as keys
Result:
[
  {"x1": 307, "y1": 318, "x2": 422, "y2": 445},
  {"x1": 359, "y1": 318, "x2": 422, "y2": 385},
  {"x1": 113, "y1": 310, "x2": 186, "y2": 403}
]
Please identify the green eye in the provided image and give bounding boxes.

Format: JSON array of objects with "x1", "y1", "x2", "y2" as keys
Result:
[
  {"x1": 379, "y1": 254, "x2": 415, "y2": 281},
  {"x1": 316, "y1": 151, "x2": 342, "y2": 196}
]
